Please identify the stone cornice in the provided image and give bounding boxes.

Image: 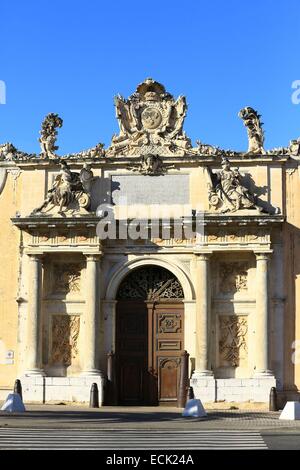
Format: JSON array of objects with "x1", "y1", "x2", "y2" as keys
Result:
[
  {"x1": 0, "y1": 153, "x2": 293, "y2": 170},
  {"x1": 195, "y1": 213, "x2": 285, "y2": 226},
  {"x1": 11, "y1": 213, "x2": 285, "y2": 231}
]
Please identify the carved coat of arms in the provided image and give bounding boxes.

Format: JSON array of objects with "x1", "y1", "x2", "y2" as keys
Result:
[{"x1": 106, "y1": 78, "x2": 192, "y2": 157}]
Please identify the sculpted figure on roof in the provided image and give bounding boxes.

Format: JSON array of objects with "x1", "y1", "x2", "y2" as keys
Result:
[
  {"x1": 39, "y1": 113, "x2": 63, "y2": 159},
  {"x1": 238, "y1": 106, "x2": 265, "y2": 155}
]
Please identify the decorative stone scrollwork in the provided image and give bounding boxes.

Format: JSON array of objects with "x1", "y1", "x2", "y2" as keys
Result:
[
  {"x1": 267, "y1": 137, "x2": 300, "y2": 156},
  {"x1": 106, "y1": 78, "x2": 192, "y2": 157},
  {"x1": 0, "y1": 142, "x2": 35, "y2": 161},
  {"x1": 0, "y1": 168, "x2": 7, "y2": 197},
  {"x1": 64, "y1": 142, "x2": 105, "y2": 160},
  {"x1": 53, "y1": 264, "x2": 82, "y2": 294},
  {"x1": 51, "y1": 315, "x2": 80, "y2": 366},
  {"x1": 219, "y1": 315, "x2": 248, "y2": 367},
  {"x1": 195, "y1": 140, "x2": 239, "y2": 158},
  {"x1": 0, "y1": 143, "x2": 17, "y2": 160},
  {"x1": 219, "y1": 262, "x2": 248, "y2": 294},
  {"x1": 117, "y1": 266, "x2": 184, "y2": 300},
  {"x1": 128, "y1": 154, "x2": 174, "y2": 176}
]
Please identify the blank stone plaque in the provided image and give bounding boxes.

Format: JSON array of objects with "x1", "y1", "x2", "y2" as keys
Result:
[{"x1": 111, "y1": 174, "x2": 189, "y2": 206}]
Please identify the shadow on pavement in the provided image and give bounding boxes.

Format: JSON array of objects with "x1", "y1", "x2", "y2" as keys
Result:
[{"x1": 0, "y1": 409, "x2": 280, "y2": 424}]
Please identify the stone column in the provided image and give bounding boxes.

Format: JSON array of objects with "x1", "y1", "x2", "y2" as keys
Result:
[
  {"x1": 25, "y1": 253, "x2": 45, "y2": 375},
  {"x1": 82, "y1": 253, "x2": 102, "y2": 375},
  {"x1": 194, "y1": 252, "x2": 213, "y2": 376},
  {"x1": 254, "y1": 252, "x2": 273, "y2": 376},
  {"x1": 103, "y1": 300, "x2": 117, "y2": 353}
]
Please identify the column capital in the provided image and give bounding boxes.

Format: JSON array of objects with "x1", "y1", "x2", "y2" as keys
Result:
[
  {"x1": 254, "y1": 251, "x2": 273, "y2": 261},
  {"x1": 194, "y1": 251, "x2": 213, "y2": 261},
  {"x1": 27, "y1": 252, "x2": 44, "y2": 261},
  {"x1": 85, "y1": 253, "x2": 103, "y2": 262}
]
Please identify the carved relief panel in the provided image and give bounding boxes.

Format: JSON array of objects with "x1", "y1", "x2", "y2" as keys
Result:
[
  {"x1": 158, "y1": 313, "x2": 182, "y2": 334},
  {"x1": 51, "y1": 315, "x2": 80, "y2": 366},
  {"x1": 158, "y1": 357, "x2": 181, "y2": 400},
  {"x1": 218, "y1": 262, "x2": 249, "y2": 295},
  {"x1": 218, "y1": 315, "x2": 248, "y2": 367},
  {"x1": 51, "y1": 263, "x2": 83, "y2": 296}
]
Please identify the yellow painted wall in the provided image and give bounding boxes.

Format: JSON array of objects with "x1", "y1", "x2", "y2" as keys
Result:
[{"x1": 0, "y1": 173, "x2": 21, "y2": 386}]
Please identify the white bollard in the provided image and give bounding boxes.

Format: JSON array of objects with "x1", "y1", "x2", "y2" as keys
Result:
[
  {"x1": 1, "y1": 393, "x2": 26, "y2": 412},
  {"x1": 279, "y1": 401, "x2": 300, "y2": 420},
  {"x1": 182, "y1": 399, "x2": 207, "y2": 418}
]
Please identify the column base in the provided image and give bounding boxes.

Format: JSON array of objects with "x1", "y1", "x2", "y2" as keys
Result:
[
  {"x1": 190, "y1": 376, "x2": 278, "y2": 403},
  {"x1": 80, "y1": 369, "x2": 103, "y2": 377},
  {"x1": 190, "y1": 372, "x2": 216, "y2": 402},
  {"x1": 192, "y1": 369, "x2": 214, "y2": 378},
  {"x1": 23, "y1": 369, "x2": 45, "y2": 377},
  {"x1": 215, "y1": 377, "x2": 277, "y2": 402},
  {"x1": 254, "y1": 370, "x2": 274, "y2": 378},
  {"x1": 20, "y1": 374, "x2": 106, "y2": 404}
]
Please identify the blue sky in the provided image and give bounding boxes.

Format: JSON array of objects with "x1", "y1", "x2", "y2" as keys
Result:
[{"x1": 1, "y1": 0, "x2": 300, "y2": 154}]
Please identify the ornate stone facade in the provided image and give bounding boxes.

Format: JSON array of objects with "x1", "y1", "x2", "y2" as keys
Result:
[{"x1": 0, "y1": 78, "x2": 299, "y2": 405}]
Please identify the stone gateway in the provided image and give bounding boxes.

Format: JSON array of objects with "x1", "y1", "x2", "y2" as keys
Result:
[{"x1": 0, "y1": 78, "x2": 299, "y2": 405}]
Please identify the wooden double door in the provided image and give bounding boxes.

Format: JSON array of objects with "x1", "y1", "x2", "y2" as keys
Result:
[{"x1": 116, "y1": 301, "x2": 184, "y2": 405}]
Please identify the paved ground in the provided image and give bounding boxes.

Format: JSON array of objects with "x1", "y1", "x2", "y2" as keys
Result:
[
  {"x1": 0, "y1": 404, "x2": 300, "y2": 449},
  {"x1": 0, "y1": 404, "x2": 299, "y2": 431}
]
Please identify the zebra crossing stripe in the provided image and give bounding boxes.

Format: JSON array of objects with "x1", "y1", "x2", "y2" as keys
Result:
[{"x1": 0, "y1": 429, "x2": 268, "y2": 450}]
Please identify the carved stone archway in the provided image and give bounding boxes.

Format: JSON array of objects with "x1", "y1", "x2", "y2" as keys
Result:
[
  {"x1": 105, "y1": 256, "x2": 195, "y2": 301},
  {"x1": 117, "y1": 266, "x2": 184, "y2": 301},
  {"x1": 115, "y1": 265, "x2": 185, "y2": 405}
]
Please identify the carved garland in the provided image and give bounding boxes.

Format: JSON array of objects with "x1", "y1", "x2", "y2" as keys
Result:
[
  {"x1": 51, "y1": 315, "x2": 80, "y2": 366},
  {"x1": 219, "y1": 315, "x2": 248, "y2": 367},
  {"x1": 219, "y1": 262, "x2": 248, "y2": 294},
  {"x1": 117, "y1": 267, "x2": 184, "y2": 300},
  {"x1": 53, "y1": 263, "x2": 82, "y2": 294}
]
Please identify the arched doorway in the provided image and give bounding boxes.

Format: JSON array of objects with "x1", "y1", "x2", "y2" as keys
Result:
[{"x1": 116, "y1": 266, "x2": 184, "y2": 405}]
